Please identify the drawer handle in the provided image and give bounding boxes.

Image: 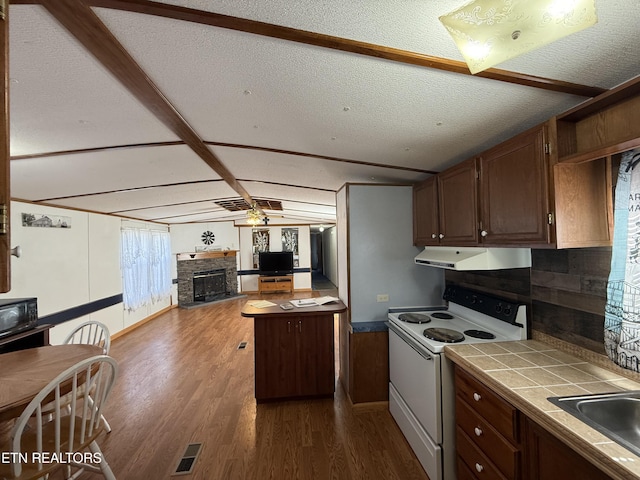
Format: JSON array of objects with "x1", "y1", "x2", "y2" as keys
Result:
[
  {"x1": 475, "y1": 463, "x2": 484, "y2": 473},
  {"x1": 474, "y1": 427, "x2": 483, "y2": 437},
  {"x1": 473, "y1": 392, "x2": 482, "y2": 402}
]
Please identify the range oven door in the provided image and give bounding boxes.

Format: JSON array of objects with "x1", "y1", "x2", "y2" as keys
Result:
[
  {"x1": 388, "y1": 322, "x2": 442, "y2": 442},
  {"x1": 388, "y1": 322, "x2": 443, "y2": 480}
]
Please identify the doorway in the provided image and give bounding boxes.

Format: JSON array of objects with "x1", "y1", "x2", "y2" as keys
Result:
[{"x1": 310, "y1": 228, "x2": 336, "y2": 292}]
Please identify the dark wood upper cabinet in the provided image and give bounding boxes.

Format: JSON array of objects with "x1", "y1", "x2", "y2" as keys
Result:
[
  {"x1": 438, "y1": 157, "x2": 479, "y2": 246},
  {"x1": 478, "y1": 119, "x2": 613, "y2": 248},
  {"x1": 413, "y1": 159, "x2": 479, "y2": 247},
  {"x1": 479, "y1": 124, "x2": 551, "y2": 246},
  {"x1": 413, "y1": 176, "x2": 439, "y2": 246},
  {"x1": 413, "y1": 118, "x2": 614, "y2": 249}
]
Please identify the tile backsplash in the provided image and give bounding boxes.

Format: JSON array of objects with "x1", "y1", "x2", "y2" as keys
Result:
[{"x1": 445, "y1": 247, "x2": 612, "y2": 355}]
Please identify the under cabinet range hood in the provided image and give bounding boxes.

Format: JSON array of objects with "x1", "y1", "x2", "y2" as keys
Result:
[{"x1": 414, "y1": 246, "x2": 531, "y2": 271}]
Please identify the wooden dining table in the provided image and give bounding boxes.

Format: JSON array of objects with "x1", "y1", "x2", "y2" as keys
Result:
[{"x1": 0, "y1": 344, "x2": 104, "y2": 423}]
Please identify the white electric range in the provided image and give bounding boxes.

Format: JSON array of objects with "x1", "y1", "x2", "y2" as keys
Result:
[{"x1": 387, "y1": 285, "x2": 528, "y2": 480}]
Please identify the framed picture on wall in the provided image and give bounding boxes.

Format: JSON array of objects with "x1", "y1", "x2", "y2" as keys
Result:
[
  {"x1": 282, "y1": 228, "x2": 299, "y2": 267},
  {"x1": 252, "y1": 229, "x2": 270, "y2": 269},
  {"x1": 22, "y1": 213, "x2": 71, "y2": 229}
]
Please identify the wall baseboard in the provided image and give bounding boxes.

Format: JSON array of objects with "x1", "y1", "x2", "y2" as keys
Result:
[{"x1": 111, "y1": 304, "x2": 177, "y2": 341}]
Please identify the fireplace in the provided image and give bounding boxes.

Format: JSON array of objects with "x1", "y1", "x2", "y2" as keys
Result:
[
  {"x1": 176, "y1": 251, "x2": 239, "y2": 307},
  {"x1": 193, "y1": 269, "x2": 227, "y2": 302}
]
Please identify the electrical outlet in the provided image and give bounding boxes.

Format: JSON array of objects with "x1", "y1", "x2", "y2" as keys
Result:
[{"x1": 376, "y1": 294, "x2": 389, "y2": 302}]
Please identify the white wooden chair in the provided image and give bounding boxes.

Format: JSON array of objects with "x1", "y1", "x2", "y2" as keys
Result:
[
  {"x1": 62, "y1": 321, "x2": 112, "y2": 432},
  {"x1": 63, "y1": 321, "x2": 111, "y2": 355},
  {"x1": 0, "y1": 355, "x2": 118, "y2": 480}
]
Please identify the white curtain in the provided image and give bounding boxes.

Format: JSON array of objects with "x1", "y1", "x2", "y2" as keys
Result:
[
  {"x1": 121, "y1": 228, "x2": 171, "y2": 311},
  {"x1": 605, "y1": 148, "x2": 640, "y2": 372}
]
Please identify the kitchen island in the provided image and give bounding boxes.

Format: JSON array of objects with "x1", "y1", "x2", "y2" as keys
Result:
[{"x1": 241, "y1": 299, "x2": 347, "y2": 402}]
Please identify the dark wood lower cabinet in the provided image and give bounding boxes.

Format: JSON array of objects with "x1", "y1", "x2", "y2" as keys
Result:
[
  {"x1": 455, "y1": 366, "x2": 614, "y2": 480},
  {"x1": 524, "y1": 417, "x2": 613, "y2": 480},
  {"x1": 253, "y1": 314, "x2": 335, "y2": 401},
  {"x1": 454, "y1": 366, "x2": 521, "y2": 480}
]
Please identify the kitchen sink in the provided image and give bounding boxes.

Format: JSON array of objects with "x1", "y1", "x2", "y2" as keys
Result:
[{"x1": 548, "y1": 390, "x2": 640, "y2": 457}]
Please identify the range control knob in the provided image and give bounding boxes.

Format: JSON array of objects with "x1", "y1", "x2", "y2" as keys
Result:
[{"x1": 495, "y1": 303, "x2": 503, "y2": 314}]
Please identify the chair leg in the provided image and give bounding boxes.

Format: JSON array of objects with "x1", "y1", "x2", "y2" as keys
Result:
[
  {"x1": 89, "y1": 441, "x2": 116, "y2": 480},
  {"x1": 86, "y1": 395, "x2": 112, "y2": 433},
  {"x1": 101, "y1": 414, "x2": 112, "y2": 433}
]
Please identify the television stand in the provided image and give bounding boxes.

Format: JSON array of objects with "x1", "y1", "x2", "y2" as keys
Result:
[{"x1": 258, "y1": 274, "x2": 294, "y2": 294}]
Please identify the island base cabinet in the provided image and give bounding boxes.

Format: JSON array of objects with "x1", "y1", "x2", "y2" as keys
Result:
[{"x1": 254, "y1": 314, "x2": 335, "y2": 402}]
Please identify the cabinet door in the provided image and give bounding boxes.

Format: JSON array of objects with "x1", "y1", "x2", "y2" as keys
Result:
[
  {"x1": 0, "y1": 11, "x2": 9, "y2": 293},
  {"x1": 254, "y1": 316, "x2": 298, "y2": 400},
  {"x1": 479, "y1": 125, "x2": 550, "y2": 245},
  {"x1": 438, "y1": 157, "x2": 479, "y2": 245},
  {"x1": 296, "y1": 315, "x2": 335, "y2": 397},
  {"x1": 413, "y1": 176, "x2": 440, "y2": 246},
  {"x1": 524, "y1": 417, "x2": 612, "y2": 480}
]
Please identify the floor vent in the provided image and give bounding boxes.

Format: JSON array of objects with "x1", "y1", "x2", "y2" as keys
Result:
[
  {"x1": 237, "y1": 341, "x2": 247, "y2": 350},
  {"x1": 172, "y1": 443, "x2": 202, "y2": 476}
]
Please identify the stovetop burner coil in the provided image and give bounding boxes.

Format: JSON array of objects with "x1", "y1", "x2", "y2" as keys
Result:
[
  {"x1": 423, "y1": 327, "x2": 464, "y2": 343},
  {"x1": 430, "y1": 312, "x2": 454, "y2": 320},
  {"x1": 397, "y1": 313, "x2": 431, "y2": 324},
  {"x1": 464, "y1": 329, "x2": 496, "y2": 340}
]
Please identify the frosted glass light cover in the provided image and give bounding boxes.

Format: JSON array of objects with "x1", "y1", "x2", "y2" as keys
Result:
[{"x1": 439, "y1": 0, "x2": 598, "y2": 74}]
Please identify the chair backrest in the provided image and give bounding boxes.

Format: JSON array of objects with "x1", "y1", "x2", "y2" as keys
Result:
[
  {"x1": 8, "y1": 355, "x2": 118, "y2": 479},
  {"x1": 63, "y1": 320, "x2": 111, "y2": 354}
]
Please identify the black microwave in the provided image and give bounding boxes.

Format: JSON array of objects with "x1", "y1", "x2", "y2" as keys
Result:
[{"x1": 0, "y1": 298, "x2": 38, "y2": 338}]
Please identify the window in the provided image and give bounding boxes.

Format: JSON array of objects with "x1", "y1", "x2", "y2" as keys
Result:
[{"x1": 121, "y1": 228, "x2": 171, "y2": 311}]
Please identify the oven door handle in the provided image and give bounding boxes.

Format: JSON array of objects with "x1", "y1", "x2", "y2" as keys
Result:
[{"x1": 386, "y1": 321, "x2": 434, "y2": 361}]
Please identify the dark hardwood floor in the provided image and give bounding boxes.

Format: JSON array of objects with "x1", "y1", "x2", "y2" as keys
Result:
[{"x1": 78, "y1": 293, "x2": 428, "y2": 480}]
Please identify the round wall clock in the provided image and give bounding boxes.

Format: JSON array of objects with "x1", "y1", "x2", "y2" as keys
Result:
[{"x1": 201, "y1": 231, "x2": 215, "y2": 245}]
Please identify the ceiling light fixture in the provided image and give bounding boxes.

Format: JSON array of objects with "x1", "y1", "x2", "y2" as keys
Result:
[
  {"x1": 439, "y1": 0, "x2": 598, "y2": 74},
  {"x1": 246, "y1": 203, "x2": 263, "y2": 226}
]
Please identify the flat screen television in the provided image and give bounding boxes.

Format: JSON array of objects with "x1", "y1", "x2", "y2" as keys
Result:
[{"x1": 258, "y1": 251, "x2": 294, "y2": 276}]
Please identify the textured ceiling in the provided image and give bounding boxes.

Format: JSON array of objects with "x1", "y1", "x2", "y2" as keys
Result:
[{"x1": 8, "y1": 0, "x2": 640, "y2": 226}]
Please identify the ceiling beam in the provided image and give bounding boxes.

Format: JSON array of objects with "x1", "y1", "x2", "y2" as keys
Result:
[
  {"x1": 12, "y1": 140, "x2": 436, "y2": 175},
  {"x1": 86, "y1": 0, "x2": 606, "y2": 98},
  {"x1": 37, "y1": 0, "x2": 258, "y2": 209}
]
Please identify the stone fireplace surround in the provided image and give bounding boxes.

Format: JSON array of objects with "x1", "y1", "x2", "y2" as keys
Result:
[{"x1": 176, "y1": 251, "x2": 239, "y2": 307}]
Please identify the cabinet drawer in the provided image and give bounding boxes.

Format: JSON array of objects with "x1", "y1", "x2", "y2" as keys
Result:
[
  {"x1": 457, "y1": 458, "x2": 480, "y2": 480},
  {"x1": 457, "y1": 428, "x2": 508, "y2": 480},
  {"x1": 455, "y1": 367, "x2": 519, "y2": 442},
  {"x1": 456, "y1": 395, "x2": 519, "y2": 478}
]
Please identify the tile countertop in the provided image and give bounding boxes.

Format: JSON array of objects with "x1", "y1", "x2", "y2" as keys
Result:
[{"x1": 444, "y1": 340, "x2": 640, "y2": 480}]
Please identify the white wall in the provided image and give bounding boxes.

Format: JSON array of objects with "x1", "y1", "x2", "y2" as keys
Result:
[
  {"x1": 0, "y1": 201, "x2": 170, "y2": 344},
  {"x1": 170, "y1": 222, "x2": 239, "y2": 253},
  {"x1": 238, "y1": 225, "x2": 311, "y2": 292},
  {"x1": 338, "y1": 184, "x2": 445, "y2": 323},
  {"x1": 169, "y1": 222, "x2": 239, "y2": 296},
  {"x1": 322, "y1": 226, "x2": 338, "y2": 287},
  {"x1": 337, "y1": 187, "x2": 349, "y2": 307}
]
